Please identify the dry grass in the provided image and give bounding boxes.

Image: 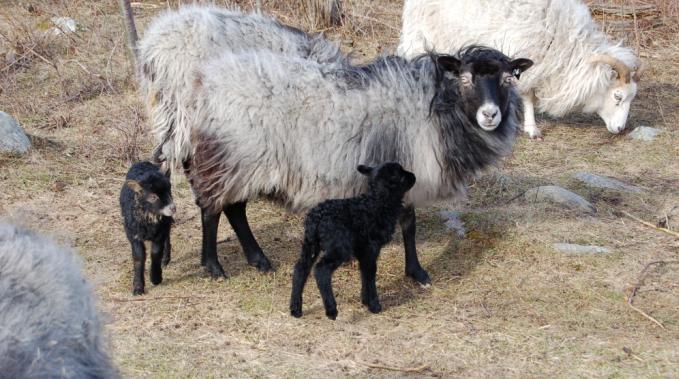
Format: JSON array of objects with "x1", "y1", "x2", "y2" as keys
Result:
[{"x1": 1, "y1": 0, "x2": 678, "y2": 377}]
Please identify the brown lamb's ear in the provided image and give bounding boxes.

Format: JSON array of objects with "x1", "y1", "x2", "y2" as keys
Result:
[
  {"x1": 126, "y1": 180, "x2": 144, "y2": 194},
  {"x1": 357, "y1": 165, "x2": 373, "y2": 176}
]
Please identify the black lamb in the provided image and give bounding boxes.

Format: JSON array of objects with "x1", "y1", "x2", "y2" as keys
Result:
[
  {"x1": 120, "y1": 161, "x2": 175, "y2": 295},
  {"x1": 290, "y1": 162, "x2": 416, "y2": 319}
]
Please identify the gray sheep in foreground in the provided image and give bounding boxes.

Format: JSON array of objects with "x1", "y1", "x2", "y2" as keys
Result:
[
  {"x1": 0, "y1": 223, "x2": 117, "y2": 379},
  {"x1": 184, "y1": 46, "x2": 532, "y2": 284},
  {"x1": 137, "y1": 5, "x2": 348, "y2": 172}
]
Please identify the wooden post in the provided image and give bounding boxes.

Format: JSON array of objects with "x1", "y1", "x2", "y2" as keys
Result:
[{"x1": 119, "y1": 0, "x2": 139, "y2": 70}]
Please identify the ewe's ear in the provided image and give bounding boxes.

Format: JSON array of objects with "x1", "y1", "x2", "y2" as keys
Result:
[
  {"x1": 437, "y1": 56, "x2": 461, "y2": 74},
  {"x1": 510, "y1": 58, "x2": 533, "y2": 78},
  {"x1": 126, "y1": 180, "x2": 144, "y2": 194},
  {"x1": 357, "y1": 165, "x2": 373, "y2": 176}
]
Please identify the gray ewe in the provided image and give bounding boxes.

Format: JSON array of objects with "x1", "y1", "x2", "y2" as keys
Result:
[
  {"x1": 184, "y1": 46, "x2": 532, "y2": 284},
  {"x1": 0, "y1": 223, "x2": 117, "y2": 378}
]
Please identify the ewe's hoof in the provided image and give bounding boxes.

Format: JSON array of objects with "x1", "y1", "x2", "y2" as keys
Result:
[
  {"x1": 248, "y1": 254, "x2": 273, "y2": 272},
  {"x1": 290, "y1": 308, "x2": 303, "y2": 318},
  {"x1": 325, "y1": 308, "x2": 338, "y2": 320},
  {"x1": 406, "y1": 267, "x2": 431, "y2": 286},
  {"x1": 204, "y1": 261, "x2": 227, "y2": 279}
]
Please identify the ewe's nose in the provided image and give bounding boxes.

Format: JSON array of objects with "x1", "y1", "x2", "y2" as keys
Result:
[{"x1": 482, "y1": 109, "x2": 498, "y2": 120}]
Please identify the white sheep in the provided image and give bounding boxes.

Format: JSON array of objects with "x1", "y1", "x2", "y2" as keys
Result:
[{"x1": 398, "y1": 0, "x2": 645, "y2": 138}]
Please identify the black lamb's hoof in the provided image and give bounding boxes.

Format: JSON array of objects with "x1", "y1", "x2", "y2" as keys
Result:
[
  {"x1": 406, "y1": 266, "x2": 431, "y2": 287},
  {"x1": 367, "y1": 301, "x2": 382, "y2": 314},
  {"x1": 247, "y1": 253, "x2": 273, "y2": 273},
  {"x1": 132, "y1": 287, "x2": 144, "y2": 296},
  {"x1": 204, "y1": 261, "x2": 227, "y2": 279},
  {"x1": 150, "y1": 268, "x2": 163, "y2": 285},
  {"x1": 325, "y1": 308, "x2": 338, "y2": 320}
]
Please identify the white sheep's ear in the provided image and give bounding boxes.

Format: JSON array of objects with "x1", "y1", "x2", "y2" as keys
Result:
[
  {"x1": 357, "y1": 165, "x2": 373, "y2": 176},
  {"x1": 437, "y1": 56, "x2": 461, "y2": 74},
  {"x1": 126, "y1": 180, "x2": 144, "y2": 194},
  {"x1": 510, "y1": 58, "x2": 533, "y2": 78}
]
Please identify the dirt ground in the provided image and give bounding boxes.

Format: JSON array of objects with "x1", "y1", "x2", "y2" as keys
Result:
[{"x1": 1, "y1": 0, "x2": 677, "y2": 377}]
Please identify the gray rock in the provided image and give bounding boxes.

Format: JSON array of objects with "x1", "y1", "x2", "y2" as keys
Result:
[
  {"x1": 553, "y1": 243, "x2": 610, "y2": 254},
  {"x1": 438, "y1": 210, "x2": 466, "y2": 237},
  {"x1": 524, "y1": 185, "x2": 596, "y2": 214},
  {"x1": 629, "y1": 126, "x2": 660, "y2": 141},
  {"x1": 50, "y1": 17, "x2": 78, "y2": 35},
  {"x1": 573, "y1": 172, "x2": 643, "y2": 193},
  {"x1": 0, "y1": 112, "x2": 30, "y2": 154}
]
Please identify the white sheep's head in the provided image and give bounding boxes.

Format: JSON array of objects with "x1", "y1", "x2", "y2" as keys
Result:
[{"x1": 585, "y1": 55, "x2": 646, "y2": 134}]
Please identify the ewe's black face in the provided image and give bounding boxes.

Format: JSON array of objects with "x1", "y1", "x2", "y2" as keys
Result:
[
  {"x1": 126, "y1": 173, "x2": 176, "y2": 217},
  {"x1": 358, "y1": 162, "x2": 416, "y2": 194},
  {"x1": 437, "y1": 54, "x2": 533, "y2": 131}
]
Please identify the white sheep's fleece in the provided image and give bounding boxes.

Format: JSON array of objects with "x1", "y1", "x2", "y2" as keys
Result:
[
  {"x1": 137, "y1": 5, "x2": 347, "y2": 174},
  {"x1": 398, "y1": 0, "x2": 640, "y2": 117},
  {"x1": 0, "y1": 223, "x2": 117, "y2": 379}
]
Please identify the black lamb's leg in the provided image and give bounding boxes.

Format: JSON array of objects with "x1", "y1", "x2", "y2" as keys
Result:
[
  {"x1": 223, "y1": 201, "x2": 273, "y2": 272},
  {"x1": 131, "y1": 239, "x2": 146, "y2": 295},
  {"x1": 399, "y1": 206, "x2": 431, "y2": 285},
  {"x1": 359, "y1": 254, "x2": 381, "y2": 313},
  {"x1": 290, "y1": 238, "x2": 320, "y2": 318},
  {"x1": 150, "y1": 239, "x2": 163, "y2": 285},
  {"x1": 201, "y1": 207, "x2": 226, "y2": 278},
  {"x1": 162, "y1": 231, "x2": 171, "y2": 267},
  {"x1": 314, "y1": 254, "x2": 343, "y2": 320}
]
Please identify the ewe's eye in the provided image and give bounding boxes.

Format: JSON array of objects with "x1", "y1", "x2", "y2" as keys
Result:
[
  {"x1": 614, "y1": 93, "x2": 623, "y2": 102},
  {"x1": 147, "y1": 193, "x2": 159, "y2": 202},
  {"x1": 503, "y1": 76, "x2": 514, "y2": 86}
]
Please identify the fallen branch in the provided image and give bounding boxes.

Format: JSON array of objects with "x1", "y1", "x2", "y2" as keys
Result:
[
  {"x1": 357, "y1": 361, "x2": 429, "y2": 373},
  {"x1": 621, "y1": 211, "x2": 679, "y2": 238},
  {"x1": 626, "y1": 260, "x2": 679, "y2": 329},
  {"x1": 109, "y1": 295, "x2": 205, "y2": 302}
]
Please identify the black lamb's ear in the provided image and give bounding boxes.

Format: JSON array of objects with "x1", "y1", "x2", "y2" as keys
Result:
[
  {"x1": 510, "y1": 58, "x2": 533, "y2": 78},
  {"x1": 437, "y1": 56, "x2": 461, "y2": 75},
  {"x1": 357, "y1": 165, "x2": 373, "y2": 176}
]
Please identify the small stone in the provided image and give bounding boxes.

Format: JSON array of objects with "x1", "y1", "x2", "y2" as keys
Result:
[
  {"x1": 438, "y1": 210, "x2": 466, "y2": 237},
  {"x1": 0, "y1": 111, "x2": 31, "y2": 155},
  {"x1": 629, "y1": 126, "x2": 660, "y2": 141},
  {"x1": 573, "y1": 172, "x2": 643, "y2": 193},
  {"x1": 50, "y1": 17, "x2": 79, "y2": 35},
  {"x1": 524, "y1": 186, "x2": 596, "y2": 214},
  {"x1": 553, "y1": 243, "x2": 610, "y2": 254}
]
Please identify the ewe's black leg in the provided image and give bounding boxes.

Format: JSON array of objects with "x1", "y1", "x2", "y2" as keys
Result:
[
  {"x1": 400, "y1": 206, "x2": 431, "y2": 285},
  {"x1": 162, "y1": 232, "x2": 171, "y2": 267},
  {"x1": 150, "y1": 240, "x2": 164, "y2": 285},
  {"x1": 359, "y1": 255, "x2": 381, "y2": 314},
  {"x1": 131, "y1": 240, "x2": 146, "y2": 295},
  {"x1": 290, "y1": 240, "x2": 320, "y2": 318},
  {"x1": 314, "y1": 254, "x2": 344, "y2": 320},
  {"x1": 201, "y1": 207, "x2": 226, "y2": 278},
  {"x1": 223, "y1": 201, "x2": 273, "y2": 272}
]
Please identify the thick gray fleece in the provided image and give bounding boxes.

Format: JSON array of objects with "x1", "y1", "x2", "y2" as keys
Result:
[{"x1": 0, "y1": 223, "x2": 117, "y2": 379}]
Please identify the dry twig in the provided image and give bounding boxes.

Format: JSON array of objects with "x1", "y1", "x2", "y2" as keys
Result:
[
  {"x1": 621, "y1": 211, "x2": 679, "y2": 238},
  {"x1": 627, "y1": 260, "x2": 679, "y2": 329},
  {"x1": 357, "y1": 361, "x2": 430, "y2": 373},
  {"x1": 109, "y1": 295, "x2": 205, "y2": 303}
]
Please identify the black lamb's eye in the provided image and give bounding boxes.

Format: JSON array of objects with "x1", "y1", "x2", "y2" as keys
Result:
[{"x1": 148, "y1": 193, "x2": 159, "y2": 202}]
